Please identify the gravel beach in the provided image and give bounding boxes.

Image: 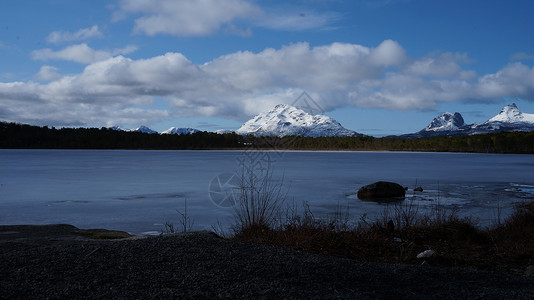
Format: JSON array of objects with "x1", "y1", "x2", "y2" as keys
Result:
[{"x1": 1, "y1": 225, "x2": 533, "y2": 299}]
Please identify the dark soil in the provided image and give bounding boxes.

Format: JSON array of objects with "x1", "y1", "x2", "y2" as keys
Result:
[{"x1": 1, "y1": 225, "x2": 533, "y2": 299}]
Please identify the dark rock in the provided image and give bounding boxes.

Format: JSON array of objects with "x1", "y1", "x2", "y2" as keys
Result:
[{"x1": 357, "y1": 181, "x2": 406, "y2": 201}]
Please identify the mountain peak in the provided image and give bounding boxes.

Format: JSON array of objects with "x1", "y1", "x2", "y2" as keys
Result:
[
  {"x1": 425, "y1": 112, "x2": 465, "y2": 132},
  {"x1": 108, "y1": 126, "x2": 128, "y2": 131},
  {"x1": 133, "y1": 126, "x2": 157, "y2": 134},
  {"x1": 487, "y1": 103, "x2": 534, "y2": 123},
  {"x1": 274, "y1": 103, "x2": 290, "y2": 110},
  {"x1": 161, "y1": 127, "x2": 199, "y2": 135},
  {"x1": 235, "y1": 104, "x2": 358, "y2": 137}
]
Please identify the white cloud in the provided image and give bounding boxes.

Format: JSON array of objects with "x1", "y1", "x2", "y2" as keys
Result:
[
  {"x1": 2, "y1": 40, "x2": 534, "y2": 128},
  {"x1": 31, "y1": 43, "x2": 137, "y2": 64},
  {"x1": 476, "y1": 63, "x2": 534, "y2": 99},
  {"x1": 46, "y1": 25, "x2": 104, "y2": 44},
  {"x1": 114, "y1": 0, "x2": 340, "y2": 36},
  {"x1": 368, "y1": 39, "x2": 406, "y2": 66},
  {"x1": 0, "y1": 79, "x2": 168, "y2": 127},
  {"x1": 405, "y1": 52, "x2": 476, "y2": 80},
  {"x1": 35, "y1": 65, "x2": 62, "y2": 81},
  {"x1": 348, "y1": 73, "x2": 476, "y2": 110},
  {"x1": 115, "y1": 0, "x2": 260, "y2": 36}
]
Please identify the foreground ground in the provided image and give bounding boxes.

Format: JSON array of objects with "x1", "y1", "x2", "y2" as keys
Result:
[{"x1": 0, "y1": 225, "x2": 533, "y2": 299}]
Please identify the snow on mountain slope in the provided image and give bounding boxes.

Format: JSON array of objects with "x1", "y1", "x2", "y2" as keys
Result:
[
  {"x1": 162, "y1": 127, "x2": 199, "y2": 135},
  {"x1": 469, "y1": 103, "x2": 534, "y2": 134},
  {"x1": 215, "y1": 129, "x2": 234, "y2": 134},
  {"x1": 402, "y1": 103, "x2": 534, "y2": 138},
  {"x1": 235, "y1": 104, "x2": 358, "y2": 137},
  {"x1": 424, "y1": 112, "x2": 465, "y2": 132},
  {"x1": 486, "y1": 103, "x2": 534, "y2": 124},
  {"x1": 108, "y1": 126, "x2": 128, "y2": 131},
  {"x1": 107, "y1": 126, "x2": 200, "y2": 135},
  {"x1": 399, "y1": 112, "x2": 469, "y2": 138},
  {"x1": 132, "y1": 126, "x2": 158, "y2": 134}
]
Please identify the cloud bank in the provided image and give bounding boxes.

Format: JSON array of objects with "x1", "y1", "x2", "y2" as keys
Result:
[{"x1": 1, "y1": 40, "x2": 534, "y2": 128}]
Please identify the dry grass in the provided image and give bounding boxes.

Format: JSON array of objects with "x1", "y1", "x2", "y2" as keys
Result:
[
  {"x1": 232, "y1": 199, "x2": 534, "y2": 272},
  {"x1": 231, "y1": 165, "x2": 288, "y2": 231}
]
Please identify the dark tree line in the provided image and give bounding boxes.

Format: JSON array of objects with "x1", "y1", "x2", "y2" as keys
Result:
[
  {"x1": 1, "y1": 121, "x2": 533, "y2": 153},
  {"x1": 247, "y1": 132, "x2": 534, "y2": 154},
  {"x1": 0, "y1": 122, "x2": 244, "y2": 149}
]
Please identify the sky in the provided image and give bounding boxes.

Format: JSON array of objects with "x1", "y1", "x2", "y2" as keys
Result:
[{"x1": 1, "y1": 0, "x2": 534, "y2": 136}]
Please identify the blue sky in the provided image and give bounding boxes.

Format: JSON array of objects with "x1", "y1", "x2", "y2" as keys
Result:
[{"x1": 1, "y1": 0, "x2": 534, "y2": 136}]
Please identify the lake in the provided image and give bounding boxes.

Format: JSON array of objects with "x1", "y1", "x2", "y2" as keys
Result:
[{"x1": 0, "y1": 149, "x2": 533, "y2": 235}]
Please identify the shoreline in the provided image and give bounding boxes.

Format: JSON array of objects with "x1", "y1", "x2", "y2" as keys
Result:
[
  {"x1": 0, "y1": 147, "x2": 531, "y2": 155},
  {"x1": 1, "y1": 224, "x2": 533, "y2": 299}
]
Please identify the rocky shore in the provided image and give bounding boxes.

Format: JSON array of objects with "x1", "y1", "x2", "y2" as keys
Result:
[{"x1": 1, "y1": 225, "x2": 533, "y2": 299}]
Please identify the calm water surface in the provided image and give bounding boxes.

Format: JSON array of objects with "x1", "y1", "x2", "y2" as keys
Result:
[{"x1": 0, "y1": 150, "x2": 532, "y2": 235}]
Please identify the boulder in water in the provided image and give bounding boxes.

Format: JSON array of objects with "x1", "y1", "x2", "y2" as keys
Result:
[{"x1": 357, "y1": 181, "x2": 406, "y2": 201}]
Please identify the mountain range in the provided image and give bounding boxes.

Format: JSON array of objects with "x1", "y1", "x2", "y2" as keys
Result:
[
  {"x1": 161, "y1": 127, "x2": 199, "y2": 135},
  {"x1": 402, "y1": 103, "x2": 534, "y2": 138},
  {"x1": 109, "y1": 125, "x2": 199, "y2": 135},
  {"x1": 108, "y1": 103, "x2": 534, "y2": 138}
]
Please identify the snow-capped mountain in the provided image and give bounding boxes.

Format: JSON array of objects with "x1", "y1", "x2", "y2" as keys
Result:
[
  {"x1": 108, "y1": 125, "x2": 157, "y2": 134},
  {"x1": 132, "y1": 126, "x2": 158, "y2": 134},
  {"x1": 161, "y1": 127, "x2": 200, "y2": 135},
  {"x1": 108, "y1": 126, "x2": 128, "y2": 131},
  {"x1": 214, "y1": 129, "x2": 234, "y2": 134},
  {"x1": 235, "y1": 104, "x2": 358, "y2": 137},
  {"x1": 425, "y1": 112, "x2": 465, "y2": 132},
  {"x1": 402, "y1": 103, "x2": 534, "y2": 137},
  {"x1": 487, "y1": 103, "x2": 534, "y2": 123},
  {"x1": 469, "y1": 103, "x2": 534, "y2": 134},
  {"x1": 107, "y1": 125, "x2": 201, "y2": 135},
  {"x1": 401, "y1": 112, "x2": 469, "y2": 138}
]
